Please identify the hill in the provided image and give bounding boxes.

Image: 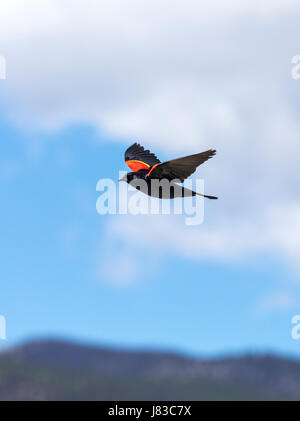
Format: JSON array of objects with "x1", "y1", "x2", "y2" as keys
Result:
[{"x1": 0, "y1": 339, "x2": 299, "y2": 400}]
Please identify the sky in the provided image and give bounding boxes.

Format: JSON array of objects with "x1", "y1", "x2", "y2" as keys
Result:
[{"x1": 1, "y1": 0, "x2": 300, "y2": 357}]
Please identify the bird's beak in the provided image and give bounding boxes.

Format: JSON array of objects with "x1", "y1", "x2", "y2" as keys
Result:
[{"x1": 119, "y1": 175, "x2": 127, "y2": 182}]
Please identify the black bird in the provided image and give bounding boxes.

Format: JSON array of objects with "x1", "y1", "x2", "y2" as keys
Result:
[{"x1": 119, "y1": 143, "x2": 218, "y2": 199}]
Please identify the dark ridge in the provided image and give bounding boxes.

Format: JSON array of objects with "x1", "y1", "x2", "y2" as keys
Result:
[{"x1": 0, "y1": 338, "x2": 299, "y2": 400}]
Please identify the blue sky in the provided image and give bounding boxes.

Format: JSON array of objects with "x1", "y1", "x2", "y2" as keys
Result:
[
  {"x1": 0, "y1": 115, "x2": 299, "y2": 357},
  {"x1": 1, "y1": 0, "x2": 300, "y2": 358}
]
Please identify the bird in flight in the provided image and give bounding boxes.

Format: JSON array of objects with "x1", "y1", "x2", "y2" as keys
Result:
[{"x1": 119, "y1": 143, "x2": 218, "y2": 200}]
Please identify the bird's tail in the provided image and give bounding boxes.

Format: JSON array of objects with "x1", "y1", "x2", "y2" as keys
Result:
[{"x1": 196, "y1": 192, "x2": 218, "y2": 200}]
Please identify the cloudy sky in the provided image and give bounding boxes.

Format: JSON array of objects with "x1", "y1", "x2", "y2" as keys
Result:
[{"x1": 1, "y1": 0, "x2": 300, "y2": 356}]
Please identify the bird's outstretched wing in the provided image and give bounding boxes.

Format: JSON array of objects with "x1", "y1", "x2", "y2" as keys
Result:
[
  {"x1": 125, "y1": 143, "x2": 160, "y2": 172},
  {"x1": 147, "y1": 149, "x2": 216, "y2": 182}
]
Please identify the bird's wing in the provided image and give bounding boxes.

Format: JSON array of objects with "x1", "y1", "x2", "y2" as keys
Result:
[
  {"x1": 125, "y1": 143, "x2": 160, "y2": 172},
  {"x1": 147, "y1": 149, "x2": 216, "y2": 182}
]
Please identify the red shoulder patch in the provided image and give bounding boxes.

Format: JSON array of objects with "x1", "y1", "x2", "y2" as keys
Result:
[{"x1": 126, "y1": 160, "x2": 150, "y2": 172}]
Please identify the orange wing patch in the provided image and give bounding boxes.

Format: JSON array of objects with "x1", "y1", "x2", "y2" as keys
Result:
[
  {"x1": 146, "y1": 163, "x2": 159, "y2": 177},
  {"x1": 126, "y1": 160, "x2": 150, "y2": 172}
]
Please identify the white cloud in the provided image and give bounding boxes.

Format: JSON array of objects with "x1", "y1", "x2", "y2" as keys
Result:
[
  {"x1": 94, "y1": 226, "x2": 159, "y2": 287},
  {"x1": 254, "y1": 290, "x2": 296, "y2": 315},
  {"x1": 267, "y1": 204, "x2": 300, "y2": 274},
  {"x1": 1, "y1": 0, "x2": 300, "y2": 147},
  {"x1": 1, "y1": 0, "x2": 300, "y2": 276},
  {"x1": 99, "y1": 249, "x2": 141, "y2": 287},
  {"x1": 100, "y1": 199, "x2": 300, "y2": 282}
]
